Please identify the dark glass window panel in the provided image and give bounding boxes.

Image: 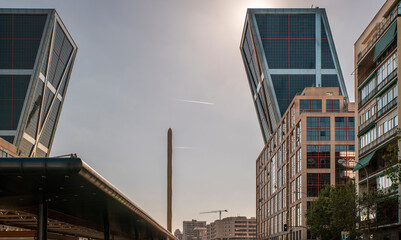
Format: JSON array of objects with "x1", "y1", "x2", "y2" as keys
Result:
[
  {"x1": 289, "y1": 14, "x2": 315, "y2": 38},
  {"x1": 335, "y1": 117, "x2": 354, "y2": 141},
  {"x1": 12, "y1": 99, "x2": 24, "y2": 129},
  {"x1": 326, "y1": 99, "x2": 340, "y2": 112},
  {"x1": 322, "y1": 75, "x2": 339, "y2": 89},
  {"x1": 262, "y1": 39, "x2": 288, "y2": 69},
  {"x1": 290, "y1": 39, "x2": 315, "y2": 69},
  {"x1": 289, "y1": 75, "x2": 315, "y2": 97},
  {"x1": 0, "y1": 40, "x2": 12, "y2": 69},
  {"x1": 0, "y1": 75, "x2": 12, "y2": 99},
  {"x1": 319, "y1": 117, "x2": 330, "y2": 128},
  {"x1": 307, "y1": 173, "x2": 330, "y2": 197},
  {"x1": 321, "y1": 39, "x2": 334, "y2": 69},
  {"x1": 0, "y1": 101, "x2": 12, "y2": 130},
  {"x1": 255, "y1": 14, "x2": 288, "y2": 39},
  {"x1": 13, "y1": 39, "x2": 41, "y2": 69},
  {"x1": 321, "y1": 17, "x2": 328, "y2": 39},
  {"x1": 277, "y1": 100, "x2": 289, "y2": 116},
  {"x1": 0, "y1": 15, "x2": 12, "y2": 38},
  {"x1": 0, "y1": 136, "x2": 14, "y2": 144},
  {"x1": 13, "y1": 75, "x2": 30, "y2": 99},
  {"x1": 307, "y1": 145, "x2": 331, "y2": 169},
  {"x1": 271, "y1": 75, "x2": 288, "y2": 99},
  {"x1": 14, "y1": 14, "x2": 47, "y2": 39},
  {"x1": 307, "y1": 117, "x2": 330, "y2": 141},
  {"x1": 300, "y1": 99, "x2": 322, "y2": 113}
]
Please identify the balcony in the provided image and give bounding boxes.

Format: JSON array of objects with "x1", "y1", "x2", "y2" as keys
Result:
[
  {"x1": 358, "y1": 114, "x2": 377, "y2": 133},
  {"x1": 359, "y1": 88, "x2": 377, "y2": 109},
  {"x1": 377, "y1": 69, "x2": 397, "y2": 92},
  {"x1": 357, "y1": 11, "x2": 396, "y2": 63},
  {"x1": 359, "y1": 127, "x2": 397, "y2": 156},
  {"x1": 377, "y1": 97, "x2": 397, "y2": 118}
]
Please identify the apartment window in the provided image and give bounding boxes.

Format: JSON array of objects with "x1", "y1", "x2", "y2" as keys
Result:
[
  {"x1": 271, "y1": 155, "x2": 277, "y2": 194},
  {"x1": 296, "y1": 149, "x2": 302, "y2": 173},
  {"x1": 296, "y1": 122, "x2": 301, "y2": 146},
  {"x1": 335, "y1": 117, "x2": 355, "y2": 141},
  {"x1": 290, "y1": 180, "x2": 295, "y2": 203},
  {"x1": 290, "y1": 105, "x2": 295, "y2": 128},
  {"x1": 377, "y1": 115, "x2": 398, "y2": 136},
  {"x1": 359, "y1": 104, "x2": 376, "y2": 125},
  {"x1": 290, "y1": 130, "x2": 295, "y2": 152},
  {"x1": 296, "y1": 203, "x2": 302, "y2": 227},
  {"x1": 335, "y1": 145, "x2": 355, "y2": 184},
  {"x1": 377, "y1": 84, "x2": 398, "y2": 117},
  {"x1": 307, "y1": 173, "x2": 330, "y2": 197},
  {"x1": 307, "y1": 145, "x2": 330, "y2": 168},
  {"x1": 282, "y1": 141, "x2": 287, "y2": 163},
  {"x1": 300, "y1": 99, "x2": 322, "y2": 113},
  {"x1": 307, "y1": 117, "x2": 330, "y2": 141},
  {"x1": 360, "y1": 77, "x2": 376, "y2": 104},
  {"x1": 277, "y1": 169, "x2": 282, "y2": 189},
  {"x1": 295, "y1": 176, "x2": 301, "y2": 201},
  {"x1": 290, "y1": 155, "x2": 295, "y2": 178},
  {"x1": 359, "y1": 127, "x2": 376, "y2": 149},
  {"x1": 282, "y1": 164, "x2": 286, "y2": 186},
  {"x1": 282, "y1": 188, "x2": 286, "y2": 208},
  {"x1": 377, "y1": 52, "x2": 397, "y2": 88},
  {"x1": 282, "y1": 116, "x2": 287, "y2": 137},
  {"x1": 326, "y1": 99, "x2": 340, "y2": 112}
]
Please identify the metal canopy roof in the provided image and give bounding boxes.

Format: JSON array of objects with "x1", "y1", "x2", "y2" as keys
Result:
[{"x1": 0, "y1": 157, "x2": 175, "y2": 240}]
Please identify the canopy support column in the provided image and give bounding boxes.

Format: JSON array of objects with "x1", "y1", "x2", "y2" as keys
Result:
[{"x1": 37, "y1": 199, "x2": 48, "y2": 240}]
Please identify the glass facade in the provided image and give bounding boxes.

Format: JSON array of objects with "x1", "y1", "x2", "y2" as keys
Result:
[
  {"x1": 335, "y1": 117, "x2": 355, "y2": 141},
  {"x1": 326, "y1": 99, "x2": 339, "y2": 112},
  {"x1": 0, "y1": 10, "x2": 77, "y2": 157},
  {"x1": 300, "y1": 99, "x2": 322, "y2": 113},
  {"x1": 306, "y1": 117, "x2": 330, "y2": 141},
  {"x1": 307, "y1": 145, "x2": 330, "y2": 169},
  {"x1": 240, "y1": 9, "x2": 347, "y2": 142},
  {"x1": 335, "y1": 145, "x2": 355, "y2": 184}
]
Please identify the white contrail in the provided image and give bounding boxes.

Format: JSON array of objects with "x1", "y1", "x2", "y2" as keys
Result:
[
  {"x1": 175, "y1": 147, "x2": 194, "y2": 150},
  {"x1": 176, "y1": 99, "x2": 215, "y2": 105}
]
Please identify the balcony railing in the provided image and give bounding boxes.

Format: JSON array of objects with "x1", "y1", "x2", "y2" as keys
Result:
[
  {"x1": 357, "y1": 12, "x2": 395, "y2": 63},
  {"x1": 358, "y1": 114, "x2": 377, "y2": 133},
  {"x1": 377, "y1": 69, "x2": 397, "y2": 92},
  {"x1": 377, "y1": 97, "x2": 398, "y2": 118},
  {"x1": 359, "y1": 88, "x2": 377, "y2": 109},
  {"x1": 359, "y1": 127, "x2": 397, "y2": 156}
]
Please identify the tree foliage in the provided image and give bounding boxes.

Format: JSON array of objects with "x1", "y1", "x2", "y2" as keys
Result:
[
  {"x1": 305, "y1": 183, "x2": 360, "y2": 240},
  {"x1": 383, "y1": 131, "x2": 401, "y2": 191}
]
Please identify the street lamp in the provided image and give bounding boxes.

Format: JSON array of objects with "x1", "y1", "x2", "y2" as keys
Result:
[{"x1": 338, "y1": 159, "x2": 370, "y2": 239}]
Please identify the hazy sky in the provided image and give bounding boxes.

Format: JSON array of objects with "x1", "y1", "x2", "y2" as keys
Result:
[{"x1": 3, "y1": 0, "x2": 385, "y2": 232}]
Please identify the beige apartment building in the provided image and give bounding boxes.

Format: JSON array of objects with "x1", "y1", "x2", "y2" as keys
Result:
[
  {"x1": 256, "y1": 87, "x2": 355, "y2": 240},
  {"x1": 354, "y1": 0, "x2": 401, "y2": 238},
  {"x1": 207, "y1": 216, "x2": 256, "y2": 240}
]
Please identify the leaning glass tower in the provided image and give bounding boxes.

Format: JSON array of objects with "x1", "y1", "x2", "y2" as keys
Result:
[
  {"x1": 240, "y1": 8, "x2": 348, "y2": 142},
  {"x1": 0, "y1": 9, "x2": 77, "y2": 157}
]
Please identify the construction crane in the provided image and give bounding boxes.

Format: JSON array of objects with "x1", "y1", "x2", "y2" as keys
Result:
[{"x1": 200, "y1": 210, "x2": 228, "y2": 220}]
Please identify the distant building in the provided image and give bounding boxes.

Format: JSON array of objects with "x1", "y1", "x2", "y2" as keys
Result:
[
  {"x1": 207, "y1": 216, "x2": 256, "y2": 240},
  {"x1": 354, "y1": 0, "x2": 401, "y2": 238},
  {"x1": 240, "y1": 8, "x2": 347, "y2": 142},
  {"x1": 256, "y1": 87, "x2": 355, "y2": 240},
  {"x1": 183, "y1": 220, "x2": 207, "y2": 240},
  {"x1": 0, "y1": 9, "x2": 77, "y2": 157},
  {"x1": 175, "y1": 229, "x2": 183, "y2": 240}
]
